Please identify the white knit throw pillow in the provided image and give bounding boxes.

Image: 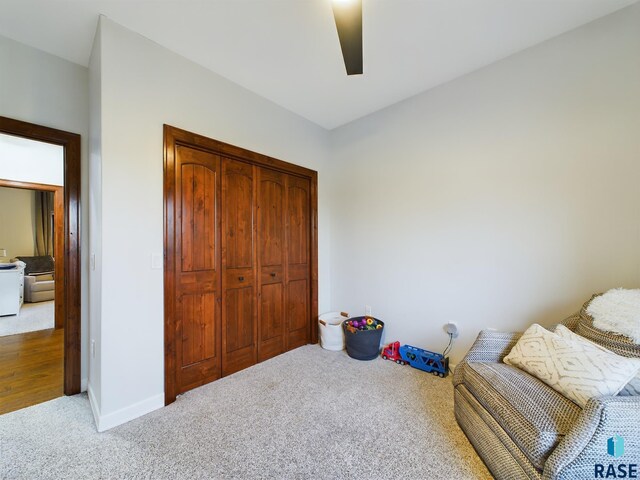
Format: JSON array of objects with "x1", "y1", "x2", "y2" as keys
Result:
[
  {"x1": 555, "y1": 324, "x2": 640, "y2": 396},
  {"x1": 504, "y1": 324, "x2": 640, "y2": 407}
]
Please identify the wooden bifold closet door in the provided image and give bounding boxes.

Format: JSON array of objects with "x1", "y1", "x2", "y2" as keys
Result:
[
  {"x1": 284, "y1": 175, "x2": 311, "y2": 351},
  {"x1": 221, "y1": 158, "x2": 257, "y2": 376},
  {"x1": 257, "y1": 170, "x2": 311, "y2": 361},
  {"x1": 257, "y1": 168, "x2": 286, "y2": 362},
  {"x1": 172, "y1": 145, "x2": 221, "y2": 393},
  {"x1": 164, "y1": 126, "x2": 318, "y2": 404}
]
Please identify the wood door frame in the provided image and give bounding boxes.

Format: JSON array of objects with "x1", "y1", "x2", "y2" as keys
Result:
[
  {"x1": 164, "y1": 124, "x2": 318, "y2": 405},
  {"x1": 0, "y1": 116, "x2": 81, "y2": 396}
]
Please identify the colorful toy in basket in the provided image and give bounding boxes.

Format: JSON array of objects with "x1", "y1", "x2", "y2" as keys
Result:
[
  {"x1": 381, "y1": 341, "x2": 449, "y2": 377},
  {"x1": 345, "y1": 316, "x2": 382, "y2": 333}
]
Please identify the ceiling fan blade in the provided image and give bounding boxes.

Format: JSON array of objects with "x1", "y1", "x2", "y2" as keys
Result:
[{"x1": 332, "y1": 0, "x2": 363, "y2": 75}]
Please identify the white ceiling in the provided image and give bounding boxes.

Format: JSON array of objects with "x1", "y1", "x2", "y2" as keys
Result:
[{"x1": 0, "y1": 0, "x2": 636, "y2": 129}]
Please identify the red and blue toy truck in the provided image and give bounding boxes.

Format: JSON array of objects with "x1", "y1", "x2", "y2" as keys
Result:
[{"x1": 381, "y1": 341, "x2": 449, "y2": 377}]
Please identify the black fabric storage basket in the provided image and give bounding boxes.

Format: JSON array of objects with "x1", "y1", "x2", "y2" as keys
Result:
[{"x1": 342, "y1": 317, "x2": 384, "y2": 360}]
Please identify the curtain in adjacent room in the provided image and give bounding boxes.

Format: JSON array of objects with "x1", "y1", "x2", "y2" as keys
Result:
[{"x1": 35, "y1": 191, "x2": 54, "y2": 256}]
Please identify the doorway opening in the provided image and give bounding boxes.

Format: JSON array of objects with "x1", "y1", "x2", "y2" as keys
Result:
[{"x1": 0, "y1": 116, "x2": 81, "y2": 414}]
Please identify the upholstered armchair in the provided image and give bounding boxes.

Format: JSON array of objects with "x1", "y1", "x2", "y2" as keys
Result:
[
  {"x1": 14, "y1": 255, "x2": 55, "y2": 303},
  {"x1": 454, "y1": 309, "x2": 640, "y2": 480}
]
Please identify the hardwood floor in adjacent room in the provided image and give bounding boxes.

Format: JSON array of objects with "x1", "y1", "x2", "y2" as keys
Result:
[{"x1": 0, "y1": 328, "x2": 63, "y2": 415}]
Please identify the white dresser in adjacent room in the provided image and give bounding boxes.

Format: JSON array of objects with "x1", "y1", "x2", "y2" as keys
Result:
[{"x1": 0, "y1": 264, "x2": 25, "y2": 316}]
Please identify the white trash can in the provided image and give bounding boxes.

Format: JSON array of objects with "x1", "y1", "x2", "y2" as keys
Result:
[{"x1": 319, "y1": 311, "x2": 349, "y2": 351}]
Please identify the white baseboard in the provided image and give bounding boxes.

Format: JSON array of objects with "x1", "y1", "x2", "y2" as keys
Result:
[
  {"x1": 92, "y1": 392, "x2": 164, "y2": 432},
  {"x1": 81, "y1": 377, "x2": 88, "y2": 392}
]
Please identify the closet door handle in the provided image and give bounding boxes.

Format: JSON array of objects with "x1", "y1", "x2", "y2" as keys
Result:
[
  {"x1": 238, "y1": 276, "x2": 245, "y2": 282},
  {"x1": 270, "y1": 272, "x2": 276, "y2": 278}
]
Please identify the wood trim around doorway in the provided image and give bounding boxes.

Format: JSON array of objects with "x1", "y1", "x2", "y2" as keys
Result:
[
  {"x1": 163, "y1": 125, "x2": 319, "y2": 404},
  {"x1": 0, "y1": 116, "x2": 81, "y2": 396}
]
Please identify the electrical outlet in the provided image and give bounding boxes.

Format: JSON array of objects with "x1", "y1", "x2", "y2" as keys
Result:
[
  {"x1": 365, "y1": 305, "x2": 372, "y2": 316},
  {"x1": 444, "y1": 322, "x2": 459, "y2": 338}
]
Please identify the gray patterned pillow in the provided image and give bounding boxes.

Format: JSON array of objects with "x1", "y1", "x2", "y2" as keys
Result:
[{"x1": 504, "y1": 324, "x2": 640, "y2": 407}]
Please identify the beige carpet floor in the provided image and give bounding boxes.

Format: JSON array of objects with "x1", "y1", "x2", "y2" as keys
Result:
[
  {"x1": 0, "y1": 300, "x2": 54, "y2": 337},
  {"x1": 0, "y1": 345, "x2": 491, "y2": 479}
]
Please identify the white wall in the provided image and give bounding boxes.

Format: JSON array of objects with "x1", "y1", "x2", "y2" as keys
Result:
[
  {"x1": 0, "y1": 34, "x2": 90, "y2": 387},
  {"x1": 90, "y1": 17, "x2": 331, "y2": 431},
  {"x1": 0, "y1": 133, "x2": 64, "y2": 186},
  {"x1": 0, "y1": 187, "x2": 35, "y2": 261},
  {"x1": 328, "y1": 4, "x2": 640, "y2": 364}
]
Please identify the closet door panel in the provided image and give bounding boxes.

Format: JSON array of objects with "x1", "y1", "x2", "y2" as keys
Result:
[
  {"x1": 286, "y1": 182, "x2": 309, "y2": 266},
  {"x1": 259, "y1": 282, "x2": 285, "y2": 360},
  {"x1": 221, "y1": 158, "x2": 257, "y2": 376},
  {"x1": 285, "y1": 175, "x2": 311, "y2": 351},
  {"x1": 259, "y1": 173, "x2": 285, "y2": 267},
  {"x1": 222, "y1": 286, "x2": 255, "y2": 374},
  {"x1": 174, "y1": 145, "x2": 221, "y2": 393},
  {"x1": 223, "y1": 161, "x2": 253, "y2": 268},
  {"x1": 180, "y1": 164, "x2": 216, "y2": 271},
  {"x1": 257, "y1": 168, "x2": 286, "y2": 361},
  {"x1": 286, "y1": 279, "x2": 309, "y2": 349},
  {"x1": 181, "y1": 293, "x2": 217, "y2": 366}
]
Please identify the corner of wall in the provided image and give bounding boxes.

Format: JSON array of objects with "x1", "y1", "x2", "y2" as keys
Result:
[
  {"x1": 87, "y1": 383, "x2": 101, "y2": 430},
  {"x1": 88, "y1": 13, "x2": 104, "y2": 427},
  {"x1": 89, "y1": 390, "x2": 163, "y2": 433}
]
